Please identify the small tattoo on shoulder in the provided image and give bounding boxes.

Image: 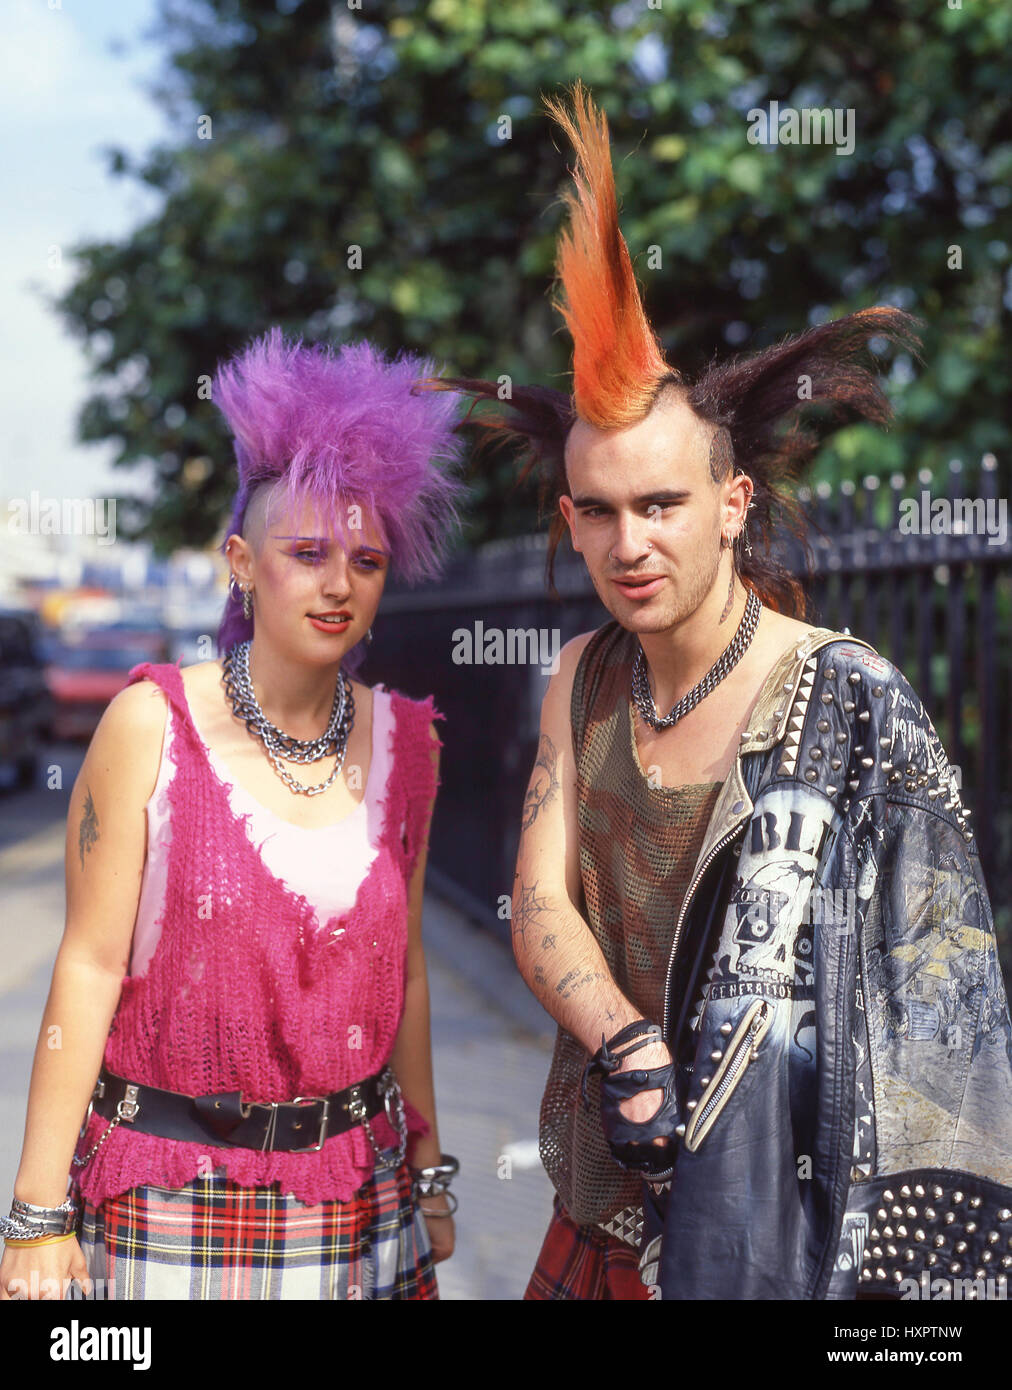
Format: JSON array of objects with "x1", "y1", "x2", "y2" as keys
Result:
[{"x1": 79, "y1": 787, "x2": 100, "y2": 870}]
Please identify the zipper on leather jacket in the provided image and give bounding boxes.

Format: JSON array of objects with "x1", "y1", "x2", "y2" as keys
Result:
[
  {"x1": 641, "y1": 823, "x2": 747, "y2": 1185},
  {"x1": 683, "y1": 999, "x2": 771, "y2": 1152},
  {"x1": 662, "y1": 821, "x2": 745, "y2": 1040}
]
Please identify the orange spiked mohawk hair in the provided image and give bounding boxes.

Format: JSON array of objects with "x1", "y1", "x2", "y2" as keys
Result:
[
  {"x1": 417, "y1": 84, "x2": 923, "y2": 617},
  {"x1": 542, "y1": 80, "x2": 676, "y2": 427}
]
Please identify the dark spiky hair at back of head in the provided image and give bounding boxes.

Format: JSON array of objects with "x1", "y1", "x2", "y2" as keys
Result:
[{"x1": 417, "y1": 87, "x2": 923, "y2": 617}]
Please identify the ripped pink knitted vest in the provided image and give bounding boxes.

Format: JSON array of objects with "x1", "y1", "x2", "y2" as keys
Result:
[{"x1": 73, "y1": 659, "x2": 439, "y2": 1207}]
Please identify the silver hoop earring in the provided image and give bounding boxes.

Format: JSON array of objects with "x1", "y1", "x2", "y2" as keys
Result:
[
  {"x1": 365, "y1": 626, "x2": 373, "y2": 645},
  {"x1": 229, "y1": 574, "x2": 252, "y2": 619}
]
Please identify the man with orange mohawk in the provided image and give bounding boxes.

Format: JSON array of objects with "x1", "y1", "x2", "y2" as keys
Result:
[{"x1": 431, "y1": 82, "x2": 1012, "y2": 1300}]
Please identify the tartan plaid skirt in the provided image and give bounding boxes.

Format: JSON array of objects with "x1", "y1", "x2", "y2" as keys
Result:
[
  {"x1": 72, "y1": 1156, "x2": 437, "y2": 1301},
  {"x1": 524, "y1": 1195, "x2": 653, "y2": 1301}
]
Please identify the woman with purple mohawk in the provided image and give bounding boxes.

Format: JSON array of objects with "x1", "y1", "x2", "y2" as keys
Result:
[{"x1": 1, "y1": 329, "x2": 466, "y2": 1302}]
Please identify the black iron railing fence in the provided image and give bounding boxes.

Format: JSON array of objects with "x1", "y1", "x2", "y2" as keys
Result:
[
  {"x1": 792, "y1": 454, "x2": 1009, "y2": 900},
  {"x1": 367, "y1": 452, "x2": 1011, "y2": 979}
]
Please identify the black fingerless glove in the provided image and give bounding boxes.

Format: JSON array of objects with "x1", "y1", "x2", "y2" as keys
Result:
[{"x1": 581, "y1": 1020, "x2": 680, "y2": 1178}]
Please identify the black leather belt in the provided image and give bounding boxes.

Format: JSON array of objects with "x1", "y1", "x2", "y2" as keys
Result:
[{"x1": 88, "y1": 1066, "x2": 394, "y2": 1153}]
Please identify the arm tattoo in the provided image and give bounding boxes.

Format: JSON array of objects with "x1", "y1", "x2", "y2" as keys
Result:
[
  {"x1": 512, "y1": 878, "x2": 552, "y2": 948},
  {"x1": 522, "y1": 734, "x2": 560, "y2": 831},
  {"x1": 79, "y1": 787, "x2": 100, "y2": 870},
  {"x1": 556, "y1": 968, "x2": 608, "y2": 1001}
]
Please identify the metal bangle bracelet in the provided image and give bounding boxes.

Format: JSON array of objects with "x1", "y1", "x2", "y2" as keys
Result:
[
  {"x1": 11, "y1": 1195, "x2": 77, "y2": 1221},
  {"x1": 6, "y1": 1197, "x2": 78, "y2": 1239},
  {"x1": 409, "y1": 1153, "x2": 459, "y2": 1183},
  {"x1": 417, "y1": 1190, "x2": 459, "y2": 1218},
  {"x1": 2, "y1": 1214, "x2": 73, "y2": 1242},
  {"x1": 413, "y1": 1177, "x2": 452, "y2": 1199}
]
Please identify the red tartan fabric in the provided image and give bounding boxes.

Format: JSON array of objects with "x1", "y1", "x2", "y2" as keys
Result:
[
  {"x1": 74, "y1": 659, "x2": 438, "y2": 1208},
  {"x1": 524, "y1": 1198, "x2": 653, "y2": 1301},
  {"x1": 75, "y1": 1160, "x2": 437, "y2": 1300}
]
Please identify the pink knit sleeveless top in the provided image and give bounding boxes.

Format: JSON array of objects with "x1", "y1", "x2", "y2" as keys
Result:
[
  {"x1": 129, "y1": 682, "x2": 397, "y2": 977},
  {"x1": 73, "y1": 659, "x2": 440, "y2": 1207}
]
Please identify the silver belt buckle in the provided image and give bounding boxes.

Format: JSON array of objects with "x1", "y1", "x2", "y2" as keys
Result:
[{"x1": 290, "y1": 1095, "x2": 330, "y2": 1153}]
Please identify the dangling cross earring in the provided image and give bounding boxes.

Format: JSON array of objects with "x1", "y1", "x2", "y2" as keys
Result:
[{"x1": 741, "y1": 477, "x2": 755, "y2": 556}]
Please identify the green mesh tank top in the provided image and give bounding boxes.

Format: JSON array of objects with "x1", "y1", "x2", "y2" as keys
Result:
[{"x1": 538, "y1": 620, "x2": 724, "y2": 1229}]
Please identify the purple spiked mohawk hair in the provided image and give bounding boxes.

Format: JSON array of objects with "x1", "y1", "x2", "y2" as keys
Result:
[{"x1": 213, "y1": 327, "x2": 467, "y2": 669}]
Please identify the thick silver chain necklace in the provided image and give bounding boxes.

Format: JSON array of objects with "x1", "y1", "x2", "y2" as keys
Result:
[
  {"x1": 631, "y1": 588, "x2": 762, "y2": 732},
  {"x1": 221, "y1": 639, "x2": 355, "y2": 797}
]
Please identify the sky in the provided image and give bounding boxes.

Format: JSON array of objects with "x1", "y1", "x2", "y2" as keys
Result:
[{"x1": 1, "y1": 0, "x2": 170, "y2": 515}]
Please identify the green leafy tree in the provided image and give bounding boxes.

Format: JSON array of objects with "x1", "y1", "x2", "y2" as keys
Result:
[{"x1": 52, "y1": 0, "x2": 1010, "y2": 551}]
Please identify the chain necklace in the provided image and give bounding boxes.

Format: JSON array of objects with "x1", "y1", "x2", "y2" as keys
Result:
[
  {"x1": 221, "y1": 639, "x2": 355, "y2": 797},
  {"x1": 631, "y1": 588, "x2": 762, "y2": 732}
]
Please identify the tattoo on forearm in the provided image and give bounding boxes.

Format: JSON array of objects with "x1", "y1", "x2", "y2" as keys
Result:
[
  {"x1": 522, "y1": 734, "x2": 560, "y2": 831},
  {"x1": 79, "y1": 787, "x2": 99, "y2": 870},
  {"x1": 533, "y1": 965, "x2": 547, "y2": 987},
  {"x1": 556, "y1": 969, "x2": 608, "y2": 1001},
  {"x1": 512, "y1": 879, "x2": 552, "y2": 948}
]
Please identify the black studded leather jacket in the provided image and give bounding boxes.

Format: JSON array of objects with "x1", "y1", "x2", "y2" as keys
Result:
[{"x1": 640, "y1": 627, "x2": 1012, "y2": 1300}]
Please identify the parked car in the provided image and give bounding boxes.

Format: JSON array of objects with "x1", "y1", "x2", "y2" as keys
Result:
[
  {"x1": 0, "y1": 608, "x2": 55, "y2": 790},
  {"x1": 167, "y1": 625, "x2": 222, "y2": 666},
  {"x1": 41, "y1": 628, "x2": 169, "y2": 742}
]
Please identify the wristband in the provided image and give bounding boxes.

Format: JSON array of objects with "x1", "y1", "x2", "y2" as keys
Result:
[{"x1": 3, "y1": 1232, "x2": 76, "y2": 1248}]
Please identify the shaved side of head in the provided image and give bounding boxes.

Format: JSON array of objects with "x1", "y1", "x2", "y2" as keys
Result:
[
  {"x1": 241, "y1": 480, "x2": 278, "y2": 555},
  {"x1": 644, "y1": 379, "x2": 733, "y2": 490},
  {"x1": 708, "y1": 425, "x2": 734, "y2": 486}
]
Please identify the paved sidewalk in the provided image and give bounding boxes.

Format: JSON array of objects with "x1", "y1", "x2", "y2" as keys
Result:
[
  {"x1": 0, "y1": 816, "x2": 558, "y2": 1300},
  {"x1": 421, "y1": 894, "x2": 557, "y2": 1299}
]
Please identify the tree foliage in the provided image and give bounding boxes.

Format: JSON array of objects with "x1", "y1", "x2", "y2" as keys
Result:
[{"x1": 52, "y1": 0, "x2": 1011, "y2": 552}]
